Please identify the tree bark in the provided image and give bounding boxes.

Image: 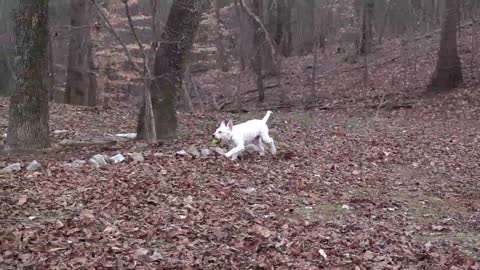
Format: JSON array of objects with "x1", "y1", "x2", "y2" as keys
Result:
[
  {"x1": 7, "y1": 0, "x2": 50, "y2": 150},
  {"x1": 65, "y1": 0, "x2": 97, "y2": 106},
  {"x1": 274, "y1": 0, "x2": 285, "y2": 47},
  {"x1": 429, "y1": 0, "x2": 463, "y2": 92},
  {"x1": 281, "y1": 0, "x2": 293, "y2": 56},
  {"x1": 300, "y1": 0, "x2": 316, "y2": 54},
  {"x1": 233, "y1": 0, "x2": 247, "y2": 71},
  {"x1": 359, "y1": 0, "x2": 374, "y2": 55},
  {"x1": 251, "y1": 0, "x2": 265, "y2": 103},
  {"x1": 136, "y1": 0, "x2": 202, "y2": 140},
  {"x1": 214, "y1": 0, "x2": 229, "y2": 72}
]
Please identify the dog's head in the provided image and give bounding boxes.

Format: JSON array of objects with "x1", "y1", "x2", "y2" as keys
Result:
[{"x1": 212, "y1": 120, "x2": 233, "y2": 142}]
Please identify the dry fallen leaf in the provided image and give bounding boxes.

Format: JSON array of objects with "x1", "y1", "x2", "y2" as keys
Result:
[
  {"x1": 318, "y1": 249, "x2": 328, "y2": 260},
  {"x1": 79, "y1": 209, "x2": 95, "y2": 224},
  {"x1": 253, "y1": 225, "x2": 273, "y2": 238},
  {"x1": 364, "y1": 250, "x2": 375, "y2": 261},
  {"x1": 149, "y1": 250, "x2": 163, "y2": 261},
  {"x1": 17, "y1": 195, "x2": 28, "y2": 206}
]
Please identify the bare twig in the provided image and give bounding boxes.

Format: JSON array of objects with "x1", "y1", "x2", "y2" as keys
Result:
[
  {"x1": 122, "y1": 0, "x2": 146, "y2": 59},
  {"x1": 90, "y1": 0, "x2": 142, "y2": 74},
  {"x1": 239, "y1": 0, "x2": 277, "y2": 64},
  {"x1": 121, "y1": 0, "x2": 157, "y2": 142},
  {"x1": 239, "y1": 0, "x2": 287, "y2": 104}
]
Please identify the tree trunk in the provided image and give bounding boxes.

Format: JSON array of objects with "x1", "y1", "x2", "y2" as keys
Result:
[
  {"x1": 65, "y1": 0, "x2": 97, "y2": 106},
  {"x1": 136, "y1": 0, "x2": 202, "y2": 140},
  {"x1": 251, "y1": 0, "x2": 265, "y2": 103},
  {"x1": 429, "y1": 0, "x2": 463, "y2": 92},
  {"x1": 359, "y1": 0, "x2": 374, "y2": 55},
  {"x1": 377, "y1": 0, "x2": 392, "y2": 44},
  {"x1": 299, "y1": 0, "x2": 316, "y2": 54},
  {"x1": 281, "y1": 0, "x2": 294, "y2": 56},
  {"x1": 7, "y1": 0, "x2": 50, "y2": 150},
  {"x1": 214, "y1": 0, "x2": 229, "y2": 72},
  {"x1": 86, "y1": 40, "x2": 97, "y2": 107},
  {"x1": 234, "y1": 0, "x2": 248, "y2": 71},
  {"x1": 274, "y1": 0, "x2": 285, "y2": 48}
]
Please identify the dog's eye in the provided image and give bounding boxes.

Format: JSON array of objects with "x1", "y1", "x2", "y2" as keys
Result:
[{"x1": 218, "y1": 131, "x2": 222, "y2": 134}]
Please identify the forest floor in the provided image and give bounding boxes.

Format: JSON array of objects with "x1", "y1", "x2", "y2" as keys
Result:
[
  {"x1": 0, "y1": 84, "x2": 479, "y2": 269},
  {"x1": 1, "y1": 11, "x2": 480, "y2": 267}
]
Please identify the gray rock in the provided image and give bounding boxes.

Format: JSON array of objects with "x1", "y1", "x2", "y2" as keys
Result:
[
  {"x1": 26, "y1": 160, "x2": 42, "y2": 171},
  {"x1": 131, "y1": 152, "x2": 144, "y2": 163},
  {"x1": 186, "y1": 145, "x2": 201, "y2": 158},
  {"x1": 89, "y1": 154, "x2": 107, "y2": 167},
  {"x1": 175, "y1": 150, "x2": 191, "y2": 157},
  {"x1": 200, "y1": 148, "x2": 211, "y2": 157},
  {"x1": 132, "y1": 142, "x2": 148, "y2": 151},
  {"x1": 64, "y1": 160, "x2": 87, "y2": 168},
  {"x1": 153, "y1": 153, "x2": 164, "y2": 158},
  {"x1": 69, "y1": 160, "x2": 86, "y2": 168},
  {"x1": 115, "y1": 133, "x2": 137, "y2": 139},
  {"x1": 1, "y1": 163, "x2": 22, "y2": 173},
  {"x1": 212, "y1": 147, "x2": 227, "y2": 155},
  {"x1": 110, "y1": 154, "x2": 126, "y2": 164}
]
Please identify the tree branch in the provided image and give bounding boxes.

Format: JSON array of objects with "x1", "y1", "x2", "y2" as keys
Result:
[
  {"x1": 239, "y1": 0, "x2": 277, "y2": 65},
  {"x1": 90, "y1": 0, "x2": 142, "y2": 74}
]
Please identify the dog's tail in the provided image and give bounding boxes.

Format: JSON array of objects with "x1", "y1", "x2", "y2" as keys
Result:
[{"x1": 262, "y1": 111, "x2": 273, "y2": 123}]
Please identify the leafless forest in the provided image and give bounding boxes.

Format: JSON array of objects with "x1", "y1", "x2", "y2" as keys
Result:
[{"x1": 0, "y1": 0, "x2": 479, "y2": 268}]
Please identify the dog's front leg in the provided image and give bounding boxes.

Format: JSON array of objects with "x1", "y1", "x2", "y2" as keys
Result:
[{"x1": 225, "y1": 143, "x2": 245, "y2": 160}]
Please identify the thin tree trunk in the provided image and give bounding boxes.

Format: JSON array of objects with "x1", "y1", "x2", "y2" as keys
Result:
[
  {"x1": 428, "y1": 0, "x2": 463, "y2": 92},
  {"x1": 251, "y1": 0, "x2": 265, "y2": 103},
  {"x1": 300, "y1": 0, "x2": 316, "y2": 54},
  {"x1": 137, "y1": 0, "x2": 202, "y2": 140},
  {"x1": 359, "y1": 0, "x2": 374, "y2": 55},
  {"x1": 214, "y1": 0, "x2": 229, "y2": 72},
  {"x1": 234, "y1": 0, "x2": 246, "y2": 71},
  {"x1": 47, "y1": 32, "x2": 55, "y2": 101},
  {"x1": 179, "y1": 64, "x2": 194, "y2": 112},
  {"x1": 7, "y1": 0, "x2": 50, "y2": 150},
  {"x1": 86, "y1": 39, "x2": 97, "y2": 107},
  {"x1": 282, "y1": 0, "x2": 293, "y2": 56},
  {"x1": 274, "y1": 0, "x2": 285, "y2": 48},
  {"x1": 378, "y1": 0, "x2": 392, "y2": 44},
  {"x1": 65, "y1": 0, "x2": 96, "y2": 106}
]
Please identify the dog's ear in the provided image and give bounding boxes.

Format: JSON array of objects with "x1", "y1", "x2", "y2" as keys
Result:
[
  {"x1": 227, "y1": 120, "x2": 233, "y2": 130},
  {"x1": 220, "y1": 121, "x2": 225, "y2": 127}
]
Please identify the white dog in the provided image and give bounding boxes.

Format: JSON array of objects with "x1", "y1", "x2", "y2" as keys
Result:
[{"x1": 213, "y1": 111, "x2": 276, "y2": 160}]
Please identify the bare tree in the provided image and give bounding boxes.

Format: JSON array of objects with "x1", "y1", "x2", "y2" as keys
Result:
[
  {"x1": 65, "y1": 0, "x2": 97, "y2": 106},
  {"x1": 429, "y1": 0, "x2": 463, "y2": 92},
  {"x1": 137, "y1": 0, "x2": 202, "y2": 140},
  {"x1": 275, "y1": 0, "x2": 293, "y2": 56},
  {"x1": 7, "y1": 0, "x2": 50, "y2": 150},
  {"x1": 251, "y1": 0, "x2": 265, "y2": 103},
  {"x1": 240, "y1": 0, "x2": 287, "y2": 105},
  {"x1": 91, "y1": 0, "x2": 157, "y2": 142},
  {"x1": 359, "y1": 0, "x2": 375, "y2": 55},
  {"x1": 214, "y1": 0, "x2": 229, "y2": 72}
]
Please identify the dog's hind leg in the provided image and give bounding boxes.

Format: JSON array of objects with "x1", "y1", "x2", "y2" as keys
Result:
[
  {"x1": 252, "y1": 137, "x2": 265, "y2": 156},
  {"x1": 260, "y1": 132, "x2": 276, "y2": 155}
]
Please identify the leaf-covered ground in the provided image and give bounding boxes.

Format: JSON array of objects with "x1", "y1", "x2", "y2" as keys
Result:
[{"x1": 0, "y1": 88, "x2": 479, "y2": 269}]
